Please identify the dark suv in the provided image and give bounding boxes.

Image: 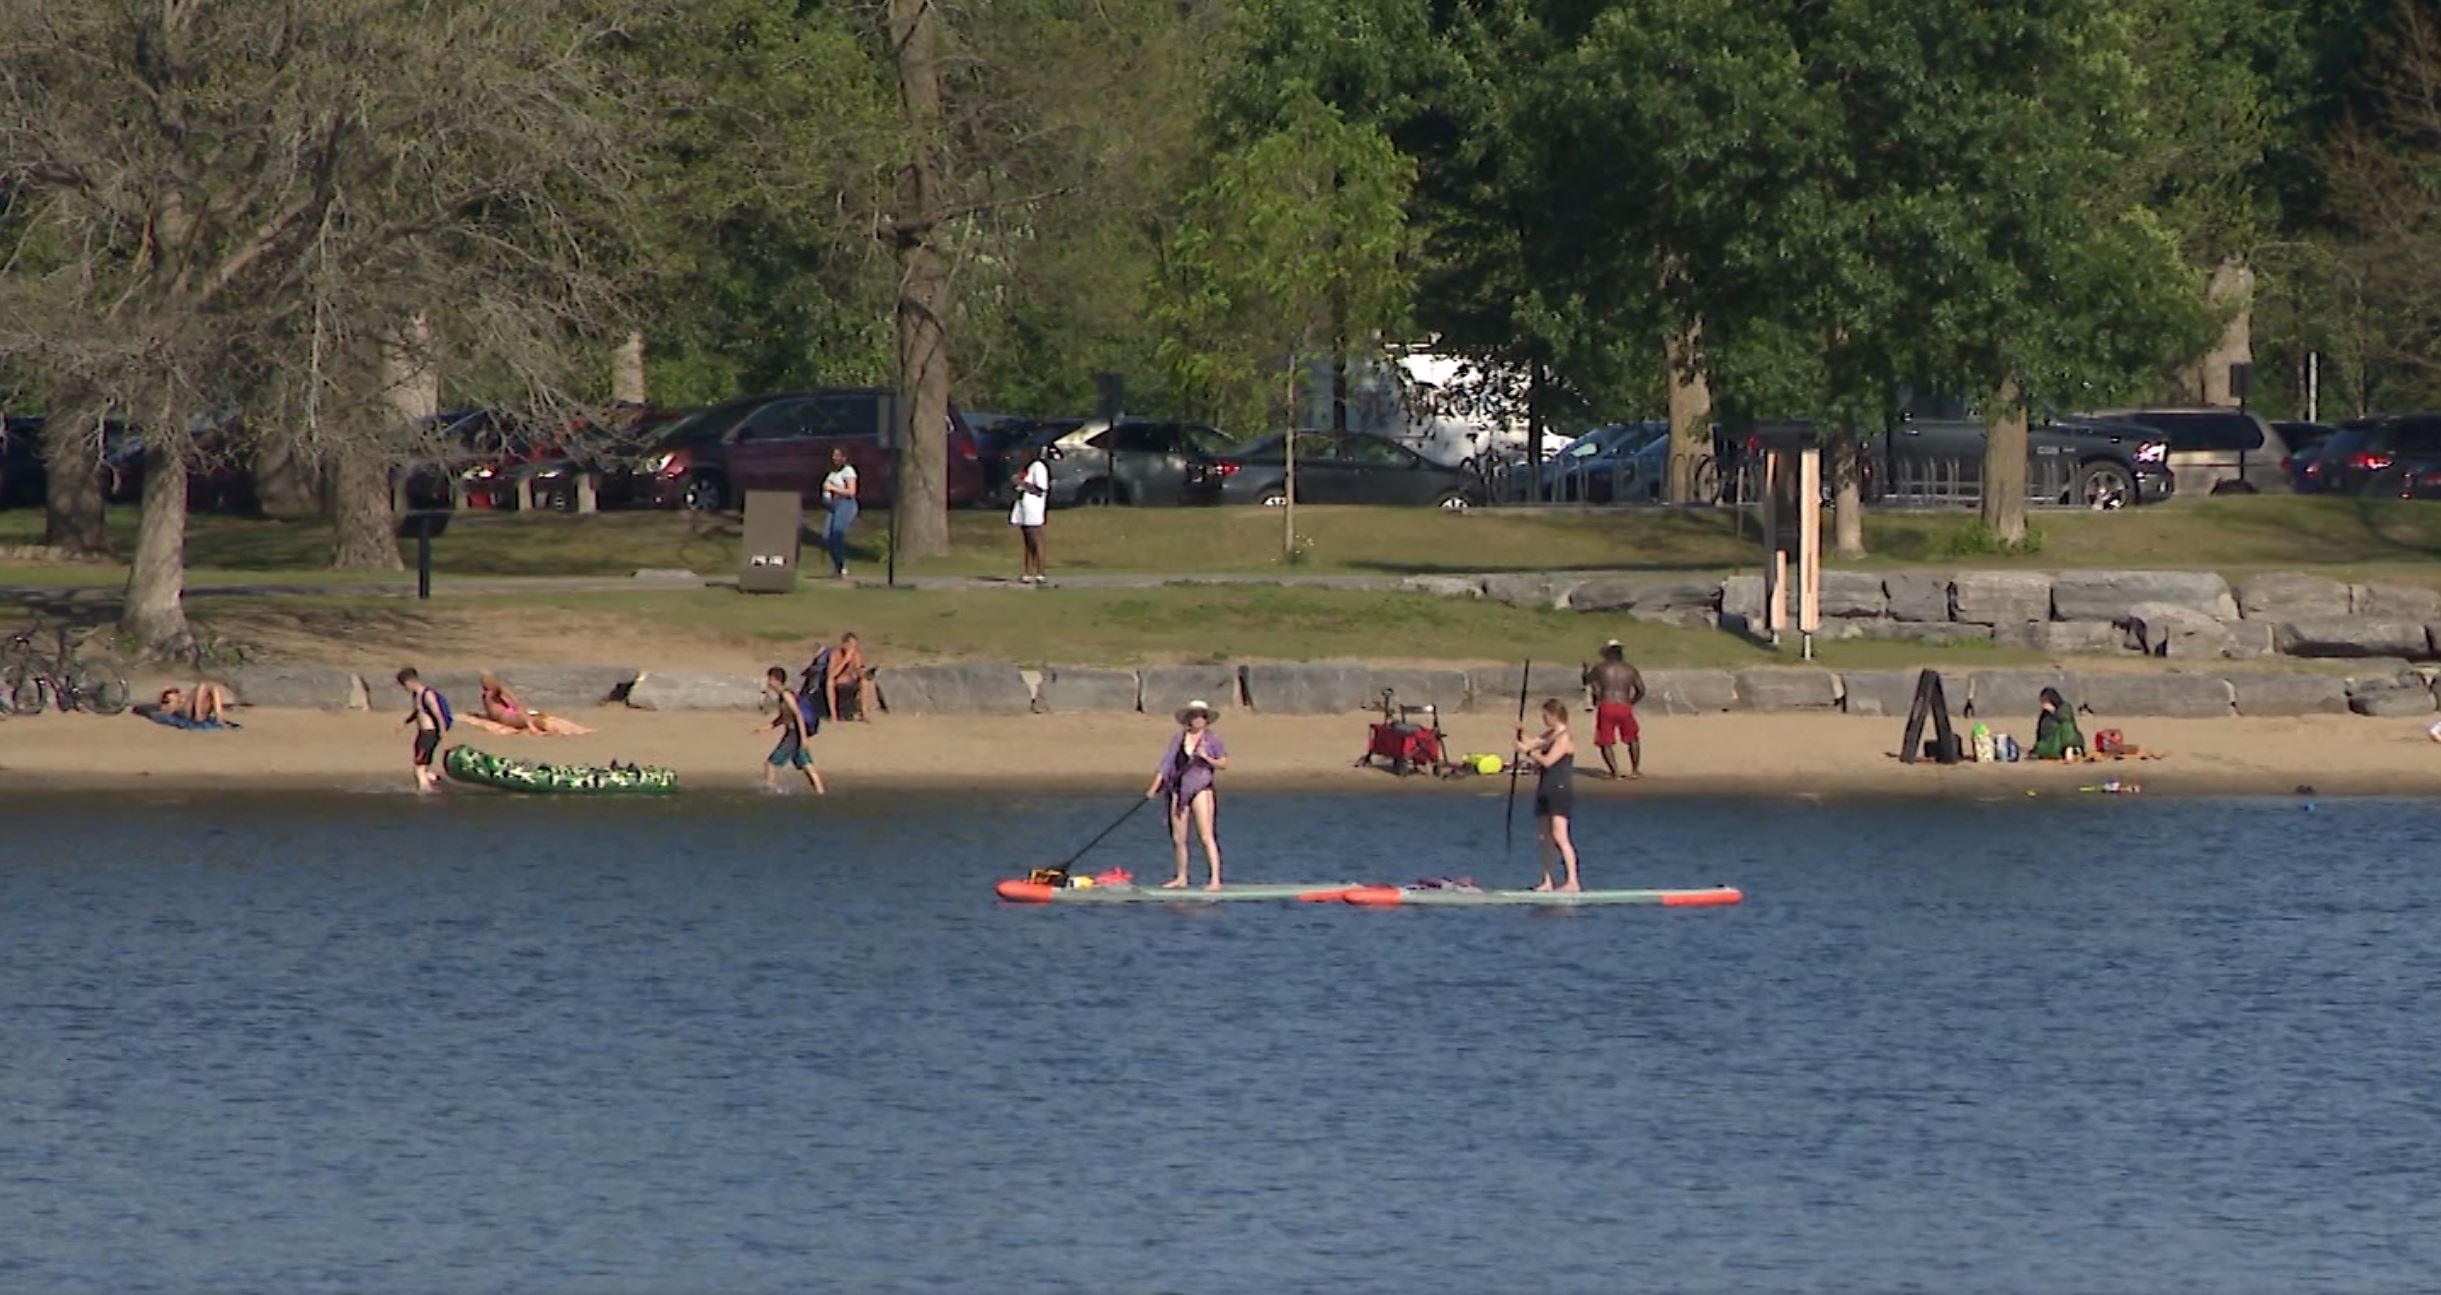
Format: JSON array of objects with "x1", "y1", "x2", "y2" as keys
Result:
[
  {"x1": 623, "y1": 392, "x2": 986, "y2": 512},
  {"x1": 2311, "y1": 414, "x2": 2441, "y2": 497},
  {"x1": 1868, "y1": 399, "x2": 2173, "y2": 508}
]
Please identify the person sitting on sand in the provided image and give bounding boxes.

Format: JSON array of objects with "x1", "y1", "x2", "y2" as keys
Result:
[
  {"x1": 2032, "y1": 687, "x2": 2084, "y2": 760},
  {"x1": 1147, "y1": 699, "x2": 1227, "y2": 889},
  {"x1": 466, "y1": 673, "x2": 595, "y2": 736},
  {"x1": 144, "y1": 682, "x2": 238, "y2": 730},
  {"x1": 1517, "y1": 697, "x2": 1582, "y2": 892},
  {"x1": 825, "y1": 632, "x2": 872, "y2": 723}
]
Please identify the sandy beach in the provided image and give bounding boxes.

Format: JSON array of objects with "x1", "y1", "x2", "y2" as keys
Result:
[{"x1": 2, "y1": 706, "x2": 2434, "y2": 797}]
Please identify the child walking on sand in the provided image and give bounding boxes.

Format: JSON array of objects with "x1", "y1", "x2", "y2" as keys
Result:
[
  {"x1": 758, "y1": 666, "x2": 826, "y2": 795},
  {"x1": 396, "y1": 667, "x2": 450, "y2": 793}
]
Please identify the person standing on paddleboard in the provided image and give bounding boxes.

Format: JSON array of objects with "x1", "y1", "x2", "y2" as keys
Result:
[
  {"x1": 1583, "y1": 638, "x2": 1645, "y2": 779},
  {"x1": 1147, "y1": 699, "x2": 1228, "y2": 890},
  {"x1": 1517, "y1": 698, "x2": 1582, "y2": 891}
]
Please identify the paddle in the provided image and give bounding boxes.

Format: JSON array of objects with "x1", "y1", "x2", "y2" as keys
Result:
[
  {"x1": 1034, "y1": 796, "x2": 1154, "y2": 885},
  {"x1": 1504, "y1": 658, "x2": 1531, "y2": 851}
]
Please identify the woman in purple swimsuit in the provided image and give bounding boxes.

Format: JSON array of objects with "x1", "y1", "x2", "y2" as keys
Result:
[{"x1": 1146, "y1": 698, "x2": 1229, "y2": 890}]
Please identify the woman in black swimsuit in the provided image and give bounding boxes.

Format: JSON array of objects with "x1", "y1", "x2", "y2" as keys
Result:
[{"x1": 1517, "y1": 697, "x2": 1582, "y2": 892}]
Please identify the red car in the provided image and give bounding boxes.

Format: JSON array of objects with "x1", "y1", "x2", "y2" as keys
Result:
[{"x1": 638, "y1": 391, "x2": 985, "y2": 512}]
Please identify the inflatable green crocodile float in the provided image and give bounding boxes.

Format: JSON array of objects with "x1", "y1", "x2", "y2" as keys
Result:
[{"x1": 443, "y1": 744, "x2": 678, "y2": 795}]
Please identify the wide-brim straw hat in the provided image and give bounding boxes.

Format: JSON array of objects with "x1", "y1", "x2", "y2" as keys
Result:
[{"x1": 1175, "y1": 699, "x2": 1219, "y2": 724}]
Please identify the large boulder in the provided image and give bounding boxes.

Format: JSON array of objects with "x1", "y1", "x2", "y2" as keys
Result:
[
  {"x1": 2236, "y1": 572, "x2": 2351, "y2": 621},
  {"x1": 625, "y1": 670, "x2": 768, "y2": 711},
  {"x1": 2230, "y1": 673, "x2": 2351, "y2": 717},
  {"x1": 2352, "y1": 583, "x2": 2441, "y2": 621},
  {"x1": 2125, "y1": 603, "x2": 2232, "y2": 659},
  {"x1": 1967, "y1": 669, "x2": 2072, "y2": 720},
  {"x1": 1366, "y1": 667, "x2": 1471, "y2": 714},
  {"x1": 1465, "y1": 662, "x2": 1582, "y2": 712},
  {"x1": 1242, "y1": 662, "x2": 1375, "y2": 714},
  {"x1": 1638, "y1": 668, "x2": 1737, "y2": 715},
  {"x1": 2051, "y1": 570, "x2": 2236, "y2": 622},
  {"x1": 1993, "y1": 621, "x2": 2127, "y2": 655},
  {"x1": 483, "y1": 664, "x2": 639, "y2": 710},
  {"x1": 1036, "y1": 666, "x2": 1139, "y2": 713},
  {"x1": 2223, "y1": 621, "x2": 2277, "y2": 659},
  {"x1": 1483, "y1": 574, "x2": 1581, "y2": 610},
  {"x1": 226, "y1": 665, "x2": 366, "y2": 710},
  {"x1": 2348, "y1": 674, "x2": 2437, "y2": 717},
  {"x1": 1400, "y1": 575, "x2": 1484, "y2": 599},
  {"x1": 1733, "y1": 668, "x2": 1840, "y2": 711},
  {"x1": 2272, "y1": 619, "x2": 2431, "y2": 658},
  {"x1": 1817, "y1": 570, "x2": 1889, "y2": 619},
  {"x1": 1950, "y1": 571, "x2": 2055, "y2": 625},
  {"x1": 1883, "y1": 572, "x2": 1952, "y2": 623},
  {"x1": 1139, "y1": 664, "x2": 1242, "y2": 715},
  {"x1": 876, "y1": 663, "x2": 1035, "y2": 715},
  {"x1": 1839, "y1": 669, "x2": 1933, "y2": 718},
  {"x1": 2068, "y1": 673, "x2": 2234, "y2": 718},
  {"x1": 1720, "y1": 575, "x2": 1765, "y2": 623},
  {"x1": 1847, "y1": 621, "x2": 1995, "y2": 646},
  {"x1": 1569, "y1": 577, "x2": 1721, "y2": 616}
]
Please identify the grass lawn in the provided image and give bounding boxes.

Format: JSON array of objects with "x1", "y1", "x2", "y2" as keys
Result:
[
  {"x1": 6, "y1": 494, "x2": 2440, "y2": 587},
  {"x1": 189, "y1": 583, "x2": 2057, "y2": 671}
]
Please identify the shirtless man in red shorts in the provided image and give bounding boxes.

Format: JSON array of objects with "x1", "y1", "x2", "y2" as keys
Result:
[{"x1": 1583, "y1": 639, "x2": 1646, "y2": 779}]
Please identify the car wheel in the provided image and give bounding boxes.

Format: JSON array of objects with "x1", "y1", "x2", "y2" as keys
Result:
[
  {"x1": 2077, "y1": 461, "x2": 2134, "y2": 510},
  {"x1": 1436, "y1": 490, "x2": 1470, "y2": 512},
  {"x1": 682, "y1": 473, "x2": 728, "y2": 512}
]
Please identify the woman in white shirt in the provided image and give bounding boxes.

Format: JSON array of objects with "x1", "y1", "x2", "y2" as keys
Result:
[
  {"x1": 821, "y1": 448, "x2": 858, "y2": 580},
  {"x1": 1009, "y1": 445, "x2": 1050, "y2": 584}
]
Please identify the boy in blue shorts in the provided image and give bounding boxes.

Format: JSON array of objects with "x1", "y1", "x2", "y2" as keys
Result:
[{"x1": 757, "y1": 666, "x2": 825, "y2": 795}]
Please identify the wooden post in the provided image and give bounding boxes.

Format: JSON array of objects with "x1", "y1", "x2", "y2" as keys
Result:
[
  {"x1": 1798, "y1": 444, "x2": 1821, "y2": 659},
  {"x1": 1762, "y1": 447, "x2": 1785, "y2": 647}
]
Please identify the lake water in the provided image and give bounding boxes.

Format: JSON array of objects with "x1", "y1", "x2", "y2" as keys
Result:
[{"x1": 4, "y1": 789, "x2": 2438, "y2": 1294}]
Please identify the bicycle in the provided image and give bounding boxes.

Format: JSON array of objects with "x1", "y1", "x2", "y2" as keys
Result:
[{"x1": 0, "y1": 625, "x2": 132, "y2": 716}]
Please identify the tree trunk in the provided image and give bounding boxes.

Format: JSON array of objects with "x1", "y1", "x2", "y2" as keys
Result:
[
  {"x1": 612, "y1": 330, "x2": 648, "y2": 405},
  {"x1": 1527, "y1": 360, "x2": 1545, "y2": 502},
  {"x1": 2189, "y1": 259, "x2": 2255, "y2": 406},
  {"x1": 1980, "y1": 380, "x2": 2030, "y2": 544},
  {"x1": 1831, "y1": 430, "x2": 1866, "y2": 559},
  {"x1": 1665, "y1": 321, "x2": 1711, "y2": 504},
  {"x1": 39, "y1": 394, "x2": 110, "y2": 556},
  {"x1": 252, "y1": 438, "x2": 324, "y2": 519},
  {"x1": 888, "y1": 0, "x2": 952, "y2": 560},
  {"x1": 331, "y1": 319, "x2": 431, "y2": 570},
  {"x1": 120, "y1": 443, "x2": 194, "y2": 655}
]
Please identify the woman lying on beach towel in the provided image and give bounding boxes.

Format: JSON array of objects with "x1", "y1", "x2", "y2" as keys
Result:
[
  {"x1": 460, "y1": 673, "x2": 596, "y2": 737},
  {"x1": 138, "y1": 683, "x2": 240, "y2": 730}
]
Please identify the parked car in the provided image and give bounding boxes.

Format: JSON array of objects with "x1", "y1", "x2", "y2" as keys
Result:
[
  {"x1": 1183, "y1": 430, "x2": 1483, "y2": 508},
  {"x1": 97, "y1": 416, "x2": 260, "y2": 513},
  {"x1": 514, "y1": 406, "x2": 696, "y2": 511},
  {"x1": 1538, "y1": 422, "x2": 1667, "y2": 502},
  {"x1": 1009, "y1": 418, "x2": 1239, "y2": 508},
  {"x1": 1870, "y1": 402, "x2": 2173, "y2": 507},
  {"x1": 2273, "y1": 421, "x2": 2342, "y2": 491},
  {"x1": 2310, "y1": 414, "x2": 2441, "y2": 497},
  {"x1": 1, "y1": 416, "x2": 46, "y2": 508},
  {"x1": 2082, "y1": 407, "x2": 2289, "y2": 495},
  {"x1": 717, "y1": 390, "x2": 988, "y2": 510}
]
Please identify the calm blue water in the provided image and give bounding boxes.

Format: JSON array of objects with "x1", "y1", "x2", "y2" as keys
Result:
[{"x1": 4, "y1": 790, "x2": 2439, "y2": 1293}]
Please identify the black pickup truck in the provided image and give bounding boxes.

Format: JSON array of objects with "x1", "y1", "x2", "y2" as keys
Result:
[{"x1": 1865, "y1": 408, "x2": 2174, "y2": 508}]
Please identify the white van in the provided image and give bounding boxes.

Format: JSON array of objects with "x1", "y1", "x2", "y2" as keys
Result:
[{"x1": 1302, "y1": 351, "x2": 1569, "y2": 469}]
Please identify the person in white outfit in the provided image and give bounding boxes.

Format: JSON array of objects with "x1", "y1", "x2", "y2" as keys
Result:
[{"x1": 1010, "y1": 445, "x2": 1050, "y2": 584}]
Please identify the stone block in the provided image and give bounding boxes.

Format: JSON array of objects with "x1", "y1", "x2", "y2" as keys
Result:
[
  {"x1": 2068, "y1": 673, "x2": 2234, "y2": 718},
  {"x1": 1967, "y1": 669, "x2": 2072, "y2": 720},
  {"x1": 1733, "y1": 668, "x2": 1840, "y2": 711},
  {"x1": 1569, "y1": 577, "x2": 1721, "y2": 614},
  {"x1": 1400, "y1": 575, "x2": 1484, "y2": 599},
  {"x1": 2352, "y1": 583, "x2": 2441, "y2": 621},
  {"x1": 2229, "y1": 673, "x2": 2351, "y2": 717},
  {"x1": 2051, "y1": 570, "x2": 2237, "y2": 622},
  {"x1": 875, "y1": 662, "x2": 1038, "y2": 716},
  {"x1": 226, "y1": 665, "x2": 366, "y2": 710},
  {"x1": 1138, "y1": 664, "x2": 1242, "y2": 715},
  {"x1": 1242, "y1": 662, "x2": 1374, "y2": 714},
  {"x1": 1483, "y1": 574, "x2": 1581, "y2": 610},
  {"x1": 1950, "y1": 571, "x2": 2054, "y2": 625},
  {"x1": 482, "y1": 664, "x2": 640, "y2": 710},
  {"x1": 2125, "y1": 603, "x2": 2232, "y2": 659},
  {"x1": 2348, "y1": 676, "x2": 2437, "y2": 717},
  {"x1": 1849, "y1": 621, "x2": 1996, "y2": 646},
  {"x1": 2236, "y1": 572, "x2": 2351, "y2": 621},
  {"x1": 1815, "y1": 570, "x2": 1888, "y2": 618},
  {"x1": 1838, "y1": 669, "x2": 1929, "y2": 718},
  {"x1": 1465, "y1": 662, "x2": 1583, "y2": 712},
  {"x1": 624, "y1": 670, "x2": 768, "y2": 711},
  {"x1": 1638, "y1": 668, "x2": 1737, "y2": 715},
  {"x1": 1366, "y1": 668, "x2": 1470, "y2": 714},
  {"x1": 1627, "y1": 607, "x2": 1717, "y2": 629},
  {"x1": 1036, "y1": 667, "x2": 1139, "y2": 713},
  {"x1": 2273, "y1": 619, "x2": 2431, "y2": 658},
  {"x1": 1721, "y1": 575, "x2": 1765, "y2": 623},
  {"x1": 1883, "y1": 572, "x2": 1953, "y2": 623},
  {"x1": 1992, "y1": 621, "x2": 2128, "y2": 654},
  {"x1": 2222, "y1": 621, "x2": 2276, "y2": 659}
]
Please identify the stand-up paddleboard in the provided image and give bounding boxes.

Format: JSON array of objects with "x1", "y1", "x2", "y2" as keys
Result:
[
  {"x1": 1341, "y1": 884, "x2": 1742, "y2": 908},
  {"x1": 996, "y1": 879, "x2": 1358, "y2": 904}
]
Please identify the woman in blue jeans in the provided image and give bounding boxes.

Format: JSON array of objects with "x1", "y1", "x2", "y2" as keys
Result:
[{"x1": 821, "y1": 448, "x2": 859, "y2": 580}]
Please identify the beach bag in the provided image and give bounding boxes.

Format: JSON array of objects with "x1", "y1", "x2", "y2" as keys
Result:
[
  {"x1": 2094, "y1": 729, "x2": 2127, "y2": 756},
  {"x1": 1971, "y1": 723, "x2": 1995, "y2": 763},
  {"x1": 430, "y1": 689, "x2": 454, "y2": 731}
]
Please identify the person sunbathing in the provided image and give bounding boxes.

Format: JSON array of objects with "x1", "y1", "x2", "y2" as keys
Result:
[
  {"x1": 145, "y1": 682, "x2": 237, "y2": 729},
  {"x1": 469, "y1": 673, "x2": 595, "y2": 736}
]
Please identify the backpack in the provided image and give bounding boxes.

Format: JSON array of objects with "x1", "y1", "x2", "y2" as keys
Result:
[
  {"x1": 797, "y1": 647, "x2": 834, "y2": 720},
  {"x1": 2094, "y1": 729, "x2": 2127, "y2": 756},
  {"x1": 794, "y1": 690, "x2": 822, "y2": 736},
  {"x1": 427, "y1": 688, "x2": 454, "y2": 731}
]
